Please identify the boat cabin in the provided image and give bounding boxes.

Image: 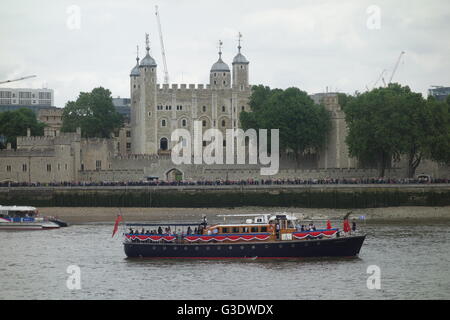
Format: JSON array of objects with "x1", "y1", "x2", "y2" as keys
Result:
[{"x1": 0, "y1": 206, "x2": 38, "y2": 218}]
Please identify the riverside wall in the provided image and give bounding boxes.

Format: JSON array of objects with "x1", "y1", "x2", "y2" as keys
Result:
[{"x1": 0, "y1": 184, "x2": 449, "y2": 209}]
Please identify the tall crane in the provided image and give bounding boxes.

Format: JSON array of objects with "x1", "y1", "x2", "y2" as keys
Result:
[
  {"x1": 0, "y1": 75, "x2": 37, "y2": 85},
  {"x1": 389, "y1": 51, "x2": 405, "y2": 84},
  {"x1": 155, "y1": 5, "x2": 169, "y2": 85}
]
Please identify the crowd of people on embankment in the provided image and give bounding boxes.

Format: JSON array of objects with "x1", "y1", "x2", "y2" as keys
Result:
[{"x1": 0, "y1": 177, "x2": 449, "y2": 188}]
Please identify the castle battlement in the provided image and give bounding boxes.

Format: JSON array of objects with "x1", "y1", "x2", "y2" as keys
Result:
[{"x1": 154, "y1": 83, "x2": 240, "y2": 94}]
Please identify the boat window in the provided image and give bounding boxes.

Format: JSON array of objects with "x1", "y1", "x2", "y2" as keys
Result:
[
  {"x1": 261, "y1": 226, "x2": 268, "y2": 232},
  {"x1": 232, "y1": 227, "x2": 240, "y2": 233},
  {"x1": 221, "y1": 227, "x2": 229, "y2": 233},
  {"x1": 251, "y1": 227, "x2": 258, "y2": 233},
  {"x1": 243, "y1": 227, "x2": 249, "y2": 233}
]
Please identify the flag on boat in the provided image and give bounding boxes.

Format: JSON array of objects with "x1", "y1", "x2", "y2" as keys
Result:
[
  {"x1": 112, "y1": 215, "x2": 123, "y2": 237},
  {"x1": 343, "y1": 219, "x2": 351, "y2": 233}
]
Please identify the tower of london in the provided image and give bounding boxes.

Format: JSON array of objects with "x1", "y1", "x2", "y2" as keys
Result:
[{"x1": 130, "y1": 34, "x2": 251, "y2": 155}]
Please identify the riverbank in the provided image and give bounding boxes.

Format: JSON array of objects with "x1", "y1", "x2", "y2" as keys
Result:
[
  {"x1": 40, "y1": 206, "x2": 450, "y2": 224},
  {"x1": 2, "y1": 184, "x2": 450, "y2": 208}
]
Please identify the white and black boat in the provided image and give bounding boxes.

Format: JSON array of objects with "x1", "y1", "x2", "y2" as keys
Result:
[
  {"x1": 123, "y1": 214, "x2": 365, "y2": 259},
  {"x1": 0, "y1": 205, "x2": 67, "y2": 230}
]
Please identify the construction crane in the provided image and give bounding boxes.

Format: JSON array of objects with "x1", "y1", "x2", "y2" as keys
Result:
[
  {"x1": 388, "y1": 51, "x2": 405, "y2": 84},
  {"x1": 372, "y1": 69, "x2": 387, "y2": 89},
  {"x1": 155, "y1": 5, "x2": 169, "y2": 85},
  {"x1": 0, "y1": 75, "x2": 37, "y2": 85}
]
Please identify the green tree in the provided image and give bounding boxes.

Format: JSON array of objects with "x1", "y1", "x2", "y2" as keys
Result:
[
  {"x1": 240, "y1": 85, "x2": 331, "y2": 165},
  {"x1": 422, "y1": 97, "x2": 450, "y2": 167},
  {"x1": 344, "y1": 84, "x2": 450, "y2": 178},
  {"x1": 61, "y1": 87, "x2": 123, "y2": 138},
  {"x1": 0, "y1": 108, "x2": 45, "y2": 149}
]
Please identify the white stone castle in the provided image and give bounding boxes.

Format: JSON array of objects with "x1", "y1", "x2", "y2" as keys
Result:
[{"x1": 130, "y1": 34, "x2": 251, "y2": 155}]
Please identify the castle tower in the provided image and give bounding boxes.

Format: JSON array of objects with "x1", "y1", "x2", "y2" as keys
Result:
[
  {"x1": 131, "y1": 34, "x2": 158, "y2": 154},
  {"x1": 232, "y1": 33, "x2": 249, "y2": 90},
  {"x1": 210, "y1": 40, "x2": 231, "y2": 89},
  {"x1": 130, "y1": 46, "x2": 141, "y2": 154}
]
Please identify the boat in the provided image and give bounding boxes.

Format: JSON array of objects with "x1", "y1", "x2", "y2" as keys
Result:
[
  {"x1": 0, "y1": 205, "x2": 67, "y2": 230},
  {"x1": 123, "y1": 214, "x2": 366, "y2": 259}
]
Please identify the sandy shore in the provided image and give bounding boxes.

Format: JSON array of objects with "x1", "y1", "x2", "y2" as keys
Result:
[{"x1": 38, "y1": 206, "x2": 450, "y2": 224}]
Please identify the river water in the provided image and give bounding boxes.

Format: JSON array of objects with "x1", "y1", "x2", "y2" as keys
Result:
[{"x1": 1, "y1": 218, "x2": 449, "y2": 300}]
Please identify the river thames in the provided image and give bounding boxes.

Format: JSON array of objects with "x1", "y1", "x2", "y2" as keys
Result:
[{"x1": 1, "y1": 217, "x2": 449, "y2": 300}]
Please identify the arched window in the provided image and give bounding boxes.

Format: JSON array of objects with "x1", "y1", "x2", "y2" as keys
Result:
[
  {"x1": 222, "y1": 106, "x2": 226, "y2": 112},
  {"x1": 202, "y1": 120, "x2": 207, "y2": 127},
  {"x1": 182, "y1": 119, "x2": 187, "y2": 127},
  {"x1": 202, "y1": 106, "x2": 206, "y2": 112},
  {"x1": 161, "y1": 119, "x2": 166, "y2": 127},
  {"x1": 221, "y1": 120, "x2": 226, "y2": 127},
  {"x1": 160, "y1": 138, "x2": 168, "y2": 151}
]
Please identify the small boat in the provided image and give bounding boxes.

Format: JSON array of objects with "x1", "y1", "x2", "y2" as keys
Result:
[
  {"x1": 0, "y1": 205, "x2": 67, "y2": 230},
  {"x1": 123, "y1": 214, "x2": 366, "y2": 259}
]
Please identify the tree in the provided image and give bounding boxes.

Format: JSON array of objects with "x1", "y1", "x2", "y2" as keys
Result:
[
  {"x1": 344, "y1": 83, "x2": 450, "y2": 178},
  {"x1": 0, "y1": 108, "x2": 45, "y2": 149},
  {"x1": 61, "y1": 87, "x2": 123, "y2": 138},
  {"x1": 240, "y1": 85, "x2": 331, "y2": 165},
  {"x1": 422, "y1": 97, "x2": 450, "y2": 167}
]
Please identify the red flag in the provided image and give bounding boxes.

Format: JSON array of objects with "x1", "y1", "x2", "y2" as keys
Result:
[
  {"x1": 112, "y1": 215, "x2": 123, "y2": 237},
  {"x1": 344, "y1": 219, "x2": 350, "y2": 232},
  {"x1": 327, "y1": 220, "x2": 332, "y2": 229}
]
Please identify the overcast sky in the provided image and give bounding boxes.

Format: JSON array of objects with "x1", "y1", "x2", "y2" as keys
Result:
[{"x1": 1, "y1": 0, "x2": 449, "y2": 107}]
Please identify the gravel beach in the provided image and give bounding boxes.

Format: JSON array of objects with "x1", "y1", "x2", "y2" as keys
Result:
[{"x1": 38, "y1": 206, "x2": 450, "y2": 224}]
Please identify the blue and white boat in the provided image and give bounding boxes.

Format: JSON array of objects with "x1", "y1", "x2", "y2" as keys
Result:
[{"x1": 0, "y1": 206, "x2": 67, "y2": 230}]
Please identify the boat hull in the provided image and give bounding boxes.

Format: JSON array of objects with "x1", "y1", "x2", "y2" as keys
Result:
[
  {"x1": 0, "y1": 221, "x2": 60, "y2": 230},
  {"x1": 124, "y1": 235, "x2": 366, "y2": 259}
]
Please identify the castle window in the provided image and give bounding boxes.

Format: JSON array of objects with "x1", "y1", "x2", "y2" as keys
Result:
[
  {"x1": 202, "y1": 106, "x2": 206, "y2": 112},
  {"x1": 223, "y1": 73, "x2": 226, "y2": 76},
  {"x1": 47, "y1": 164, "x2": 52, "y2": 172},
  {"x1": 148, "y1": 112, "x2": 152, "y2": 117},
  {"x1": 65, "y1": 164, "x2": 68, "y2": 170},
  {"x1": 182, "y1": 119, "x2": 187, "y2": 127},
  {"x1": 222, "y1": 106, "x2": 225, "y2": 112},
  {"x1": 202, "y1": 141, "x2": 207, "y2": 147},
  {"x1": 223, "y1": 81, "x2": 226, "y2": 85},
  {"x1": 58, "y1": 164, "x2": 61, "y2": 171},
  {"x1": 214, "y1": 80, "x2": 217, "y2": 85},
  {"x1": 126, "y1": 143, "x2": 131, "y2": 149},
  {"x1": 202, "y1": 120, "x2": 207, "y2": 127},
  {"x1": 126, "y1": 131, "x2": 131, "y2": 138},
  {"x1": 95, "y1": 161, "x2": 101, "y2": 171},
  {"x1": 22, "y1": 164, "x2": 27, "y2": 172},
  {"x1": 6, "y1": 165, "x2": 11, "y2": 172},
  {"x1": 221, "y1": 120, "x2": 226, "y2": 127},
  {"x1": 161, "y1": 119, "x2": 167, "y2": 127},
  {"x1": 160, "y1": 138, "x2": 168, "y2": 151},
  {"x1": 223, "y1": 140, "x2": 226, "y2": 147},
  {"x1": 214, "y1": 73, "x2": 217, "y2": 77},
  {"x1": 81, "y1": 164, "x2": 84, "y2": 171},
  {"x1": 242, "y1": 106, "x2": 245, "y2": 111}
]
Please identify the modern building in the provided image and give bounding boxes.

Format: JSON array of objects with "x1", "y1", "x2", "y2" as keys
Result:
[{"x1": 428, "y1": 86, "x2": 450, "y2": 101}]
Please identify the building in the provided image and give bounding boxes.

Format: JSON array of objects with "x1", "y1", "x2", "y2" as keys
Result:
[
  {"x1": 428, "y1": 86, "x2": 450, "y2": 102},
  {"x1": 0, "y1": 88, "x2": 54, "y2": 108},
  {"x1": 130, "y1": 35, "x2": 251, "y2": 155}
]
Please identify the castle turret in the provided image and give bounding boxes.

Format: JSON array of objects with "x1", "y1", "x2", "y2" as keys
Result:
[
  {"x1": 210, "y1": 40, "x2": 231, "y2": 89},
  {"x1": 232, "y1": 33, "x2": 249, "y2": 90},
  {"x1": 131, "y1": 34, "x2": 158, "y2": 154}
]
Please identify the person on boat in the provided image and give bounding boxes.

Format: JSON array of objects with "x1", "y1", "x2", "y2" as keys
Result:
[
  {"x1": 187, "y1": 226, "x2": 192, "y2": 235},
  {"x1": 352, "y1": 221, "x2": 357, "y2": 232},
  {"x1": 158, "y1": 226, "x2": 163, "y2": 234}
]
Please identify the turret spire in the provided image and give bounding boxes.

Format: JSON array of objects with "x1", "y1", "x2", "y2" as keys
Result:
[
  {"x1": 218, "y1": 40, "x2": 223, "y2": 59},
  {"x1": 145, "y1": 33, "x2": 150, "y2": 54},
  {"x1": 238, "y1": 32, "x2": 242, "y2": 53}
]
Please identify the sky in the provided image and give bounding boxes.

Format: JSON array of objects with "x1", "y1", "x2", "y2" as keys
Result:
[{"x1": 1, "y1": 0, "x2": 449, "y2": 107}]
